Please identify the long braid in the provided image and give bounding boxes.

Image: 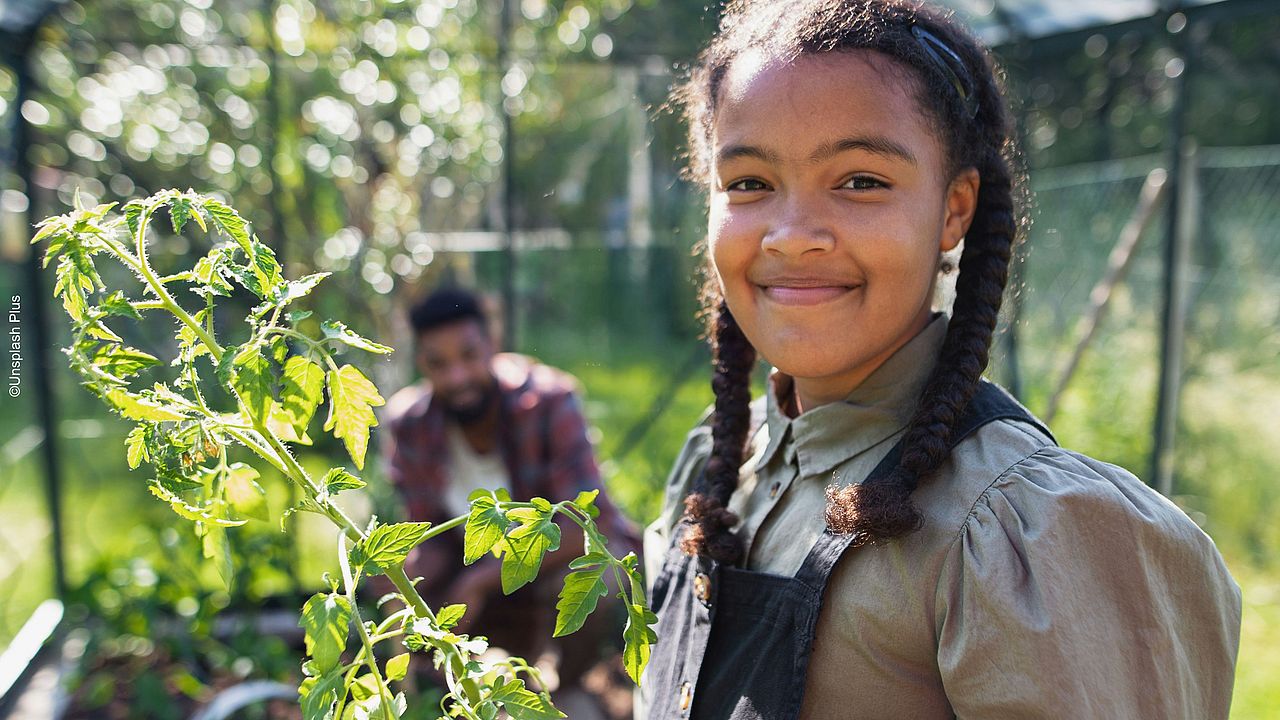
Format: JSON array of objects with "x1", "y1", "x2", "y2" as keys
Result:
[
  {"x1": 681, "y1": 302, "x2": 755, "y2": 563},
  {"x1": 825, "y1": 146, "x2": 1016, "y2": 539}
]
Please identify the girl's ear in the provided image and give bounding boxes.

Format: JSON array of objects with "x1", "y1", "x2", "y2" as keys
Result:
[{"x1": 941, "y1": 167, "x2": 980, "y2": 252}]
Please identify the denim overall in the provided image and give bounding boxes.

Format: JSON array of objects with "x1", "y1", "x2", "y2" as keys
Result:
[{"x1": 644, "y1": 382, "x2": 1053, "y2": 719}]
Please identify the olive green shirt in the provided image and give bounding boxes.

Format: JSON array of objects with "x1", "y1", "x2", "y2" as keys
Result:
[{"x1": 642, "y1": 317, "x2": 1241, "y2": 719}]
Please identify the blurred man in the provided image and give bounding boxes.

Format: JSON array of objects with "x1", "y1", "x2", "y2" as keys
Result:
[{"x1": 382, "y1": 287, "x2": 636, "y2": 718}]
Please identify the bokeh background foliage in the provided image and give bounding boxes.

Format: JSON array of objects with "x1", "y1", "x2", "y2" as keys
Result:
[{"x1": 0, "y1": 0, "x2": 1277, "y2": 715}]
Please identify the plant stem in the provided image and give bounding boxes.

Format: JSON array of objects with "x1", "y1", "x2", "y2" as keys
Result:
[{"x1": 133, "y1": 204, "x2": 225, "y2": 360}]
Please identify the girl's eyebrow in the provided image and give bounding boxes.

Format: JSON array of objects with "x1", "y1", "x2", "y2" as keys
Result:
[
  {"x1": 715, "y1": 135, "x2": 917, "y2": 167},
  {"x1": 810, "y1": 136, "x2": 917, "y2": 165}
]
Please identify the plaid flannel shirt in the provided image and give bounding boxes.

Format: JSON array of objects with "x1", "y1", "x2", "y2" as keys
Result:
[{"x1": 382, "y1": 353, "x2": 638, "y2": 555}]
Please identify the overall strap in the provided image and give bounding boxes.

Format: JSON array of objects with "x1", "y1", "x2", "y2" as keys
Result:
[{"x1": 794, "y1": 380, "x2": 1050, "y2": 588}]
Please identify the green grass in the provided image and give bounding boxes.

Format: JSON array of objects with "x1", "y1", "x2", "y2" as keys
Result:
[{"x1": 1232, "y1": 564, "x2": 1280, "y2": 718}]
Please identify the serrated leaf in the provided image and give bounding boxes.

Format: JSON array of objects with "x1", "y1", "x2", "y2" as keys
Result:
[
  {"x1": 622, "y1": 603, "x2": 659, "y2": 684},
  {"x1": 202, "y1": 197, "x2": 252, "y2": 253},
  {"x1": 496, "y1": 510, "x2": 560, "y2": 595},
  {"x1": 489, "y1": 679, "x2": 564, "y2": 720},
  {"x1": 463, "y1": 496, "x2": 507, "y2": 565},
  {"x1": 323, "y1": 468, "x2": 365, "y2": 494},
  {"x1": 94, "y1": 344, "x2": 161, "y2": 379},
  {"x1": 149, "y1": 481, "x2": 246, "y2": 527},
  {"x1": 266, "y1": 402, "x2": 313, "y2": 445},
  {"x1": 321, "y1": 320, "x2": 394, "y2": 355},
  {"x1": 255, "y1": 272, "x2": 329, "y2": 318},
  {"x1": 100, "y1": 291, "x2": 143, "y2": 320},
  {"x1": 231, "y1": 345, "x2": 274, "y2": 423},
  {"x1": 107, "y1": 389, "x2": 189, "y2": 422},
  {"x1": 249, "y1": 243, "x2": 283, "y2": 295},
  {"x1": 279, "y1": 356, "x2": 325, "y2": 433},
  {"x1": 355, "y1": 521, "x2": 432, "y2": 575},
  {"x1": 123, "y1": 201, "x2": 144, "y2": 241},
  {"x1": 169, "y1": 195, "x2": 194, "y2": 234},
  {"x1": 300, "y1": 593, "x2": 351, "y2": 675},
  {"x1": 324, "y1": 364, "x2": 384, "y2": 469},
  {"x1": 125, "y1": 426, "x2": 149, "y2": 469},
  {"x1": 435, "y1": 604, "x2": 466, "y2": 630},
  {"x1": 299, "y1": 667, "x2": 343, "y2": 720},
  {"x1": 553, "y1": 566, "x2": 608, "y2": 638},
  {"x1": 385, "y1": 653, "x2": 411, "y2": 682},
  {"x1": 224, "y1": 463, "x2": 268, "y2": 522}
]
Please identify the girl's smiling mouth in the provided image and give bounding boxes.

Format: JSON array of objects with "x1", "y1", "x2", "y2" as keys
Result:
[{"x1": 756, "y1": 276, "x2": 860, "y2": 306}]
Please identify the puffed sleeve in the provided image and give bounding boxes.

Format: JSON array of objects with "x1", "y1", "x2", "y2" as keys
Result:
[{"x1": 934, "y1": 447, "x2": 1242, "y2": 720}]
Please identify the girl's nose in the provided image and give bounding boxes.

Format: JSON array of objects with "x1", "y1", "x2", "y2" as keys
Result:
[{"x1": 761, "y1": 199, "x2": 836, "y2": 256}]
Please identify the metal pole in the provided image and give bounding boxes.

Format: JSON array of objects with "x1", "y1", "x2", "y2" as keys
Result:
[
  {"x1": 1150, "y1": 9, "x2": 1197, "y2": 496},
  {"x1": 498, "y1": 0, "x2": 517, "y2": 350},
  {"x1": 11, "y1": 42, "x2": 68, "y2": 600},
  {"x1": 263, "y1": 0, "x2": 287, "y2": 262}
]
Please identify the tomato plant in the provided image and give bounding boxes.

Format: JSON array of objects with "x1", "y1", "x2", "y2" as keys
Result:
[{"x1": 33, "y1": 190, "x2": 657, "y2": 720}]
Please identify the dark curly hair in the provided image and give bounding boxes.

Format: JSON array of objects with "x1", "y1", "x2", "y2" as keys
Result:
[{"x1": 675, "y1": 0, "x2": 1022, "y2": 563}]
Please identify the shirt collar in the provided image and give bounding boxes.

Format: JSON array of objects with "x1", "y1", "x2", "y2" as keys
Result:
[{"x1": 758, "y1": 314, "x2": 948, "y2": 479}]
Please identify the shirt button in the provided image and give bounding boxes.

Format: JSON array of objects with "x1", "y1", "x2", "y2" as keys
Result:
[
  {"x1": 769, "y1": 481, "x2": 782, "y2": 498},
  {"x1": 693, "y1": 573, "x2": 711, "y2": 604},
  {"x1": 679, "y1": 681, "x2": 693, "y2": 711}
]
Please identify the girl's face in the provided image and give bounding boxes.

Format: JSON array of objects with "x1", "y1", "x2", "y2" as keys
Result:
[{"x1": 709, "y1": 50, "x2": 978, "y2": 410}]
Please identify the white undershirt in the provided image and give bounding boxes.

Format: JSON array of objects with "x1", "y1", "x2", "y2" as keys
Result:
[{"x1": 443, "y1": 422, "x2": 512, "y2": 517}]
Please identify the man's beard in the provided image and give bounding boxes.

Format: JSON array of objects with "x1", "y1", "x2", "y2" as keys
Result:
[{"x1": 441, "y1": 381, "x2": 498, "y2": 426}]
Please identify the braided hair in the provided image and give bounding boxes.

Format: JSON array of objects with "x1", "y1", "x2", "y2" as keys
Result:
[{"x1": 675, "y1": 0, "x2": 1022, "y2": 561}]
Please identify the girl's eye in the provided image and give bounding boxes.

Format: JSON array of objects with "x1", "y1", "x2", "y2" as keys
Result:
[
  {"x1": 841, "y1": 175, "x2": 889, "y2": 191},
  {"x1": 725, "y1": 177, "x2": 769, "y2": 192}
]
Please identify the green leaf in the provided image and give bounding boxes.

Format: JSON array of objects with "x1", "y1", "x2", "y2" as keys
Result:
[
  {"x1": 463, "y1": 496, "x2": 507, "y2": 565},
  {"x1": 169, "y1": 195, "x2": 195, "y2": 234},
  {"x1": 496, "y1": 509, "x2": 561, "y2": 595},
  {"x1": 279, "y1": 356, "x2": 325, "y2": 433},
  {"x1": 385, "y1": 653, "x2": 411, "y2": 682},
  {"x1": 489, "y1": 679, "x2": 564, "y2": 720},
  {"x1": 435, "y1": 604, "x2": 467, "y2": 630},
  {"x1": 125, "y1": 426, "x2": 149, "y2": 469},
  {"x1": 622, "y1": 603, "x2": 659, "y2": 684},
  {"x1": 249, "y1": 243, "x2": 283, "y2": 295},
  {"x1": 324, "y1": 364, "x2": 384, "y2": 470},
  {"x1": 323, "y1": 468, "x2": 366, "y2": 495},
  {"x1": 553, "y1": 565, "x2": 608, "y2": 637},
  {"x1": 123, "y1": 200, "x2": 144, "y2": 241},
  {"x1": 149, "y1": 482, "x2": 246, "y2": 527},
  {"x1": 255, "y1": 272, "x2": 329, "y2": 318},
  {"x1": 100, "y1": 291, "x2": 143, "y2": 320},
  {"x1": 573, "y1": 489, "x2": 601, "y2": 519},
  {"x1": 299, "y1": 667, "x2": 343, "y2": 720},
  {"x1": 224, "y1": 463, "x2": 268, "y2": 522},
  {"x1": 266, "y1": 402, "x2": 313, "y2": 445},
  {"x1": 348, "y1": 673, "x2": 379, "y2": 701},
  {"x1": 107, "y1": 389, "x2": 189, "y2": 422},
  {"x1": 300, "y1": 592, "x2": 352, "y2": 675},
  {"x1": 201, "y1": 523, "x2": 235, "y2": 590},
  {"x1": 94, "y1": 344, "x2": 161, "y2": 380},
  {"x1": 354, "y1": 521, "x2": 432, "y2": 575},
  {"x1": 321, "y1": 320, "x2": 394, "y2": 355},
  {"x1": 202, "y1": 197, "x2": 252, "y2": 253},
  {"x1": 231, "y1": 345, "x2": 274, "y2": 423}
]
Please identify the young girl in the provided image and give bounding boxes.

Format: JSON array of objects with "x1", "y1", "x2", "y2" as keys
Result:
[{"x1": 640, "y1": 1, "x2": 1242, "y2": 718}]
